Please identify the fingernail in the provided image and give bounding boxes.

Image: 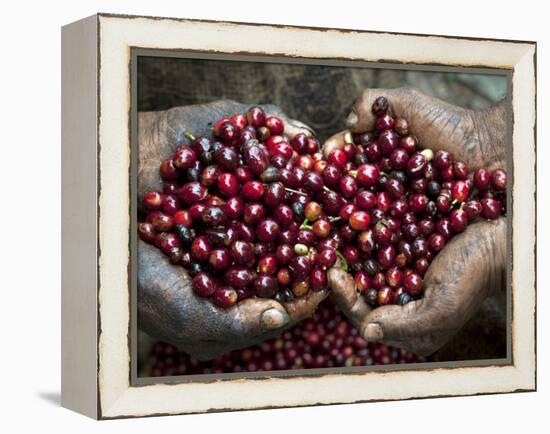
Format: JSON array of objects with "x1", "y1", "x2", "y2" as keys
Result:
[
  {"x1": 346, "y1": 112, "x2": 358, "y2": 128},
  {"x1": 364, "y1": 323, "x2": 383, "y2": 341},
  {"x1": 260, "y1": 308, "x2": 288, "y2": 330}
]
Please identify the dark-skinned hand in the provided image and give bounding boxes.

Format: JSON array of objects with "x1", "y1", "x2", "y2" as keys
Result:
[
  {"x1": 323, "y1": 87, "x2": 507, "y2": 356},
  {"x1": 138, "y1": 100, "x2": 329, "y2": 360}
]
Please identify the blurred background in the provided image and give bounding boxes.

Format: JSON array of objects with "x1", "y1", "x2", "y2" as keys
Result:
[
  {"x1": 138, "y1": 56, "x2": 507, "y2": 141},
  {"x1": 137, "y1": 56, "x2": 508, "y2": 377}
]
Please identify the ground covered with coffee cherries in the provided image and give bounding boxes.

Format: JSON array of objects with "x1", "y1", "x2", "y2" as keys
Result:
[{"x1": 145, "y1": 300, "x2": 427, "y2": 376}]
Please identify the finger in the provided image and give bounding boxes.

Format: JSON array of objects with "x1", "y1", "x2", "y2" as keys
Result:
[
  {"x1": 260, "y1": 103, "x2": 315, "y2": 139},
  {"x1": 346, "y1": 88, "x2": 405, "y2": 133},
  {"x1": 327, "y1": 267, "x2": 371, "y2": 327},
  {"x1": 236, "y1": 297, "x2": 291, "y2": 333},
  {"x1": 362, "y1": 218, "x2": 507, "y2": 356},
  {"x1": 322, "y1": 130, "x2": 347, "y2": 159},
  {"x1": 283, "y1": 117, "x2": 315, "y2": 139},
  {"x1": 283, "y1": 287, "x2": 330, "y2": 322}
]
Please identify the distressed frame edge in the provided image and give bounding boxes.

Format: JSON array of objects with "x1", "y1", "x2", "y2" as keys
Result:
[
  {"x1": 94, "y1": 14, "x2": 537, "y2": 419},
  {"x1": 61, "y1": 13, "x2": 100, "y2": 420}
]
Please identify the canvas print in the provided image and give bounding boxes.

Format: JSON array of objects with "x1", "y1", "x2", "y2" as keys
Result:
[{"x1": 134, "y1": 55, "x2": 509, "y2": 379}]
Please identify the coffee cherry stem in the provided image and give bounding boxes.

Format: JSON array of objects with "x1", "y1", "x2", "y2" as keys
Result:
[
  {"x1": 322, "y1": 185, "x2": 333, "y2": 193},
  {"x1": 300, "y1": 219, "x2": 313, "y2": 230},
  {"x1": 285, "y1": 187, "x2": 308, "y2": 197},
  {"x1": 328, "y1": 216, "x2": 342, "y2": 223},
  {"x1": 183, "y1": 131, "x2": 196, "y2": 141},
  {"x1": 348, "y1": 170, "x2": 358, "y2": 178},
  {"x1": 379, "y1": 218, "x2": 390, "y2": 227},
  {"x1": 335, "y1": 250, "x2": 349, "y2": 272}
]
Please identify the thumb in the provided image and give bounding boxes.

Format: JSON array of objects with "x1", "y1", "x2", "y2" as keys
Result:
[
  {"x1": 360, "y1": 299, "x2": 439, "y2": 356},
  {"x1": 322, "y1": 130, "x2": 348, "y2": 159},
  {"x1": 327, "y1": 266, "x2": 371, "y2": 328},
  {"x1": 236, "y1": 298, "x2": 291, "y2": 335}
]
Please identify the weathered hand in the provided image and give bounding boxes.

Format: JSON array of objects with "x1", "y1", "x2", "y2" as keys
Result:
[
  {"x1": 324, "y1": 87, "x2": 508, "y2": 356},
  {"x1": 138, "y1": 100, "x2": 328, "y2": 360}
]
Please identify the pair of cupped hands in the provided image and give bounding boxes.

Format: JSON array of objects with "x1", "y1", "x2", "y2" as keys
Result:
[{"x1": 138, "y1": 87, "x2": 507, "y2": 360}]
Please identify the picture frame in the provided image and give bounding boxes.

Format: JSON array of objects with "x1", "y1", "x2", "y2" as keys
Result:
[{"x1": 61, "y1": 13, "x2": 536, "y2": 419}]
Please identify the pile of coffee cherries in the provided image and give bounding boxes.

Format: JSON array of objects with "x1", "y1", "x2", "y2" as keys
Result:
[
  {"x1": 146, "y1": 300, "x2": 426, "y2": 376},
  {"x1": 139, "y1": 98, "x2": 507, "y2": 309},
  {"x1": 139, "y1": 105, "x2": 329, "y2": 307}
]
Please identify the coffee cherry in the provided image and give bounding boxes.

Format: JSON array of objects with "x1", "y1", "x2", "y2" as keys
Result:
[
  {"x1": 173, "y1": 145, "x2": 197, "y2": 170},
  {"x1": 257, "y1": 218, "x2": 280, "y2": 242},
  {"x1": 428, "y1": 233, "x2": 445, "y2": 252},
  {"x1": 339, "y1": 175, "x2": 358, "y2": 198},
  {"x1": 394, "y1": 118, "x2": 409, "y2": 136},
  {"x1": 243, "y1": 203, "x2": 266, "y2": 225},
  {"x1": 354, "y1": 271, "x2": 372, "y2": 293},
  {"x1": 292, "y1": 280, "x2": 310, "y2": 297},
  {"x1": 264, "y1": 182, "x2": 285, "y2": 208},
  {"x1": 247, "y1": 106, "x2": 266, "y2": 128},
  {"x1": 349, "y1": 211, "x2": 371, "y2": 231},
  {"x1": 464, "y1": 199, "x2": 482, "y2": 221},
  {"x1": 243, "y1": 144, "x2": 269, "y2": 175},
  {"x1": 213, "y1": 286, "x2": 238, "y2": 308},
  {"x1": 224, "y1": 267, "x2": 255, "y2": 287},
  {"x1": 193, "y1": 273, "x2": 217, "y2": 297},
  {"x1": 159, "y1": 159, "x2": 179, "y2": 181},
  {"x1": 201, "y1": 206, "x2": 226, "y2": 227},
  {"x1": 450, "y1": 209, "x2": 468, "y2": 233},
  {"x1": 404, "y1": 272, "x2": 423, "y2": 296},
  {"x1": 208, "y1": 248, "x2": 231, "y2": 271},
  {"x1": 258, "y1": 254, "x2": 278, "y2": 275},
  {"x1": 491, "y1": 169, "x2": 507, "y2": 190},
  {"x1": 481, "y1": 198, "x2": 501, "y2": 219},
  {"x1": 397, "y1": 292, "x2": 412, "y2": 305},
  {"x1": 317, "y1": 249, "x2": 337, "y2": 269},
  {"x1": 376, "y1": 114, "x2": 394, "y2": 131},
  {"x1": 377, "y1": 286, "x2": 393, "y2": 305},
  {"x1": 310, "y1": 268, "x2": 328, "y2": 291},
  {"x1": 191, "y1": 236, "x2": 212, "y2": 262},
  {"x1": 406, "y1": 153, "x2": 427, "y2": 177},
  {"x1": 372, "y1": 96, "x2": 389, "y2": 115},
  {"x1": 452, "y1": 180, "x2": 469, "y2": 203},
  {"x1": 217, "y1": 173, "x2": 239, "y2": 197},
  {"x1": 356, "y1": 164, "x2": 380, "y2": 187},
  {"x1": 253, "y1": 274, "x2": 278, "y2": 298},
  {"x1": 138, "y1": 222, "x2": 156, "y2": 244},
  {"x1": 474, "y1": 168, "x2": 490, "y2": 190},
  {"x1": 364, "y1": 288, "x2": 378, "y2": 306},
  {"x1": 230, "y1": 240, "x2": 255, "y2": 265},
  {"x1": 433, "y1": 150, "x2": 452, "y2": 169},
  {"x1": 147, "y1": 211, "x2": 174, "y2": 232},
  {"x1": 277, "y1": 268, "x2": 292, "y2": 287},
  {"x1": 176, "y1": 182, "x2": 207, "y2": 205},
  {"x1": 379, "y1": 130, "x2": 398, "y2": 156},
  {"x1": 377, "y1": 245, "x2": 395, "y2": 269},
  {"x1": 312, "y1": 219, "x2": 331, "y2": 238},
  {"x1": 143, "y1": 191, "x2": 163, "y2": 211}
]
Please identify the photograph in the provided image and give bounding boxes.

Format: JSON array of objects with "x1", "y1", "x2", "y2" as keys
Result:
[
  {"x1": 134, "y1": 54, "x2": 510, "y2": 379},
  {"x1": 58, "y1": 13, "x2": 536, "y2": 419}
]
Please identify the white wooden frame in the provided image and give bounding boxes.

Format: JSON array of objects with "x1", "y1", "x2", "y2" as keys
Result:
[{"x1": 61, "y1": 13, "x2": 536, "y2": 419}]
